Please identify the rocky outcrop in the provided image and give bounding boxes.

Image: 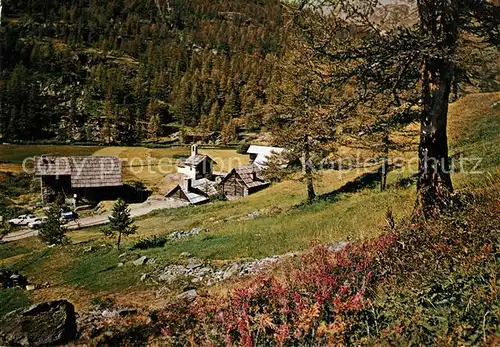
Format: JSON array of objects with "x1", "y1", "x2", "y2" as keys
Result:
[
  {"x1": 0, "y1": 269, "x2": 28, "y2": 289},
  {"x1": 154, "y1": 256, "x2": 284, "y2": 293},
  {"x1": 167, "y1": 227, "x2": 203, "y2": 240},
  {"x1": 153, "y1": 241, "x2": 349, "y2": 294},
  {"x1": 0, "y1": 300, "x2": 77, "y2": 346}
]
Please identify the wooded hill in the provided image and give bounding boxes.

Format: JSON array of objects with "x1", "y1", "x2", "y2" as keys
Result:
[
  {"x1": 0, "y1": 0, "x2": 497, "y2": 145},
  {"x1": 0, "y1": 0, "x2": 283, "y2": 143}
]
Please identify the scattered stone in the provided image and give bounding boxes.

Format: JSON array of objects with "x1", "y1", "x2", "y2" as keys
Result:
[
  {"x1": 140, "y1": 273, "x2": 149, "y2": 282},
  {"x1": 327, "y1": 241, "x2": 349, "y2": 253},
  {"x1": 179, "y1": 252, "x2": 191, "y2": 258},
  {"x1": 168, "y1": 228, "x2": 203, "y2": 241},
  {"x1": 0, "y1": 300, "x2": 77, "y2": 346},
  {"x1": 132, "y1": 256, "x2": 148, "y2": 266},
  {"x1": 186, "y1": 258, "x2": 203, "y2": 270},
  {"x1": 117, "y1": 262, "x2": 124, "y2": 268},
  {"x1": 158, "y1": 265, "x2": 186, "y2": 284},
  {"x1": 101, "y1": 308, "x2": 138, "y2": 319},
  {"x1": 118, "y1": 253, "x2": 127, "y2": 258},
  {"x1": 247, "y1": 210, "x2": 260, "y2": 219},
  {"x1": 176, "y1": 289, "x2": 197, "y2": 301},
  {"x1": 25, "y1": 284, "x2": 36, "y2": 291},
  {"x1": 83, "y1": 246, "x2": 93, "y2": 253},
  {"x1": 223, "y1": 263, "x2": 240, "y2": 280}
]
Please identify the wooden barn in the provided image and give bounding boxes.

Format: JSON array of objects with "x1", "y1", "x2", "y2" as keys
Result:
[
  {"x1": 34, "y1": 156, "x2": 122, "y2": 201},
  {"x1": 219, "y1": 166, "x2": 270, "y2": 198}
]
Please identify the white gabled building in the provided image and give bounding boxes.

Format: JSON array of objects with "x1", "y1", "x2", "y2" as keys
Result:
[
  {"x1": 246, "y1": 145, "x2": 285, "y2": 169},
  {"x1": 177, "y1": 145, "x2": 215, "y2": 180}
]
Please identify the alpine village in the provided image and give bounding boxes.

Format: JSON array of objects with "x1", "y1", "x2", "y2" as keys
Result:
[{"x1": 0, "y1": 0, "x2": 499, "y2": 345}]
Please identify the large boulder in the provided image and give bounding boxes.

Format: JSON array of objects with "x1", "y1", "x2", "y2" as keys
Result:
[{"x1": 0, "y1": 300, "x2": 77, "y2": 346}]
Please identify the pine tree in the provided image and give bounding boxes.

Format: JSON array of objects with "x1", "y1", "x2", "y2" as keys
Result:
[
  {"x1": 103, "y1": 199, "x2": 137, "y2": 250},
  {"x1": 39, "y1": 202, "x2": 68, "y2": 245}
]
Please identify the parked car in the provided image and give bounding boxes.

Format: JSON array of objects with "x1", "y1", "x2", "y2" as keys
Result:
[
  {"x1": 8, "y1": 215, "x2": 37, "y2": 227},
  {"x1": 60, "y1": 211, "x2": 79, "y2": 222},
  {"x1": 28, "y1": 217, "x2": 48, "y2": 229}
]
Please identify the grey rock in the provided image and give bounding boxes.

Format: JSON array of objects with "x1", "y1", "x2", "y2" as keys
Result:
[
  {"x1": 247, "y1": 210, "x2": 260, "y2": 219},
  {"x1": 118, "y1": 252, "x2": 127, "y2": 258},
  {"x1": 117, "y1": 262, "x2": 124, "y2": 268},
  {"x1": 168, "y1": 228, "x2": 203, "y2": 241},
  {"x1": 0, "y1": 300, "x2": 77, "y2": 346},
  {"x1": 176, "y1": 289, "x2": 197, "y2": 301},
  {"x1": 132, "y1": 256, "x2": 148, "y2": 266},
  {"x1": 186, "y1": 258, "x2": 203, "y2": 269},
  {"x1": 223, "y1": 263, "x2": 240, "y2": 280},
  {"x1": 158, "y1": 265, "x2": 186, "y2": 283},
  {"x1": 327, "y1": 241, "x2": 349, "y2": 253},
  {"x1": 102, "y1": 308, "x2": 138, "y2": 319}
]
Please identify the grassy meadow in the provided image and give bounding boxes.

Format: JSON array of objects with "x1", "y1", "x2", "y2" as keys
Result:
[
  {"x1": 0, "y1": 92, "x2": 498, "y2": 312},
  {"x1": 0, "y1": 144, "x2": 248, "y2": 191}
]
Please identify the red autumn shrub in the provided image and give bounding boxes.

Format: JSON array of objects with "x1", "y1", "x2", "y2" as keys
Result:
[{"x1": 158, "y1": 234, "x2": 398, "y2": 346}]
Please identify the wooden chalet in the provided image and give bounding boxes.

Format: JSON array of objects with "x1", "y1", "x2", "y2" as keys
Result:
[
  {"x1": 34, "y1": 156, "x2": 122, "y2": 201},
  {"x1": 219, "y1": 166, "x2": 270, "y2": 198}
]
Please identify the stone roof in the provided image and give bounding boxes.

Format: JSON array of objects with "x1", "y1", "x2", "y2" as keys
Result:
[
  {"x1": 166, "y1": 184, "x2": 210, "y2": 205},
  {"x1": 184, "y1": 154, "x2": 213, "y2": 167},
  {"x1": 192, "y1": 178, "x2": 219, "y2": 197},
  {"x1": 222, "y1": 165, "x2": 270, "y2": 189},
  {"x1": 34, "y1": 156, "x2": 122, "y2": 188},
  {"x1": 246, "y1": 145, "x2": 285, "y2": 168}
]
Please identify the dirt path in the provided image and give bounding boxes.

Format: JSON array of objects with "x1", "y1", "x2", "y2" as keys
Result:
[{"x1": 2, "y1": 198, "x2": 188, "y2": 242}]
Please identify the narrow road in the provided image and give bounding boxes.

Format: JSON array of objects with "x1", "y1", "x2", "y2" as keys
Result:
[{"x1": 2, "y1": 198, "x2": 188, "y2": 242}]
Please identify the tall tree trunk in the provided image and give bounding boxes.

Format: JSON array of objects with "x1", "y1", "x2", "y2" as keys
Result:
[
  {"x1": 416, "y1": 1, "x2": 457, "y2": 218},
  {"x1": 381, "y1": 129, "x2": 389, "y2": 192},
  {"x1": 417, "y1": 58, "x2": 454, "y2": 217},
  {"x1": 117, "y1": 232, "x2": 122, "y2": 250},
  {"x1": 303, "y1": 135, "x2": 316, "y2": 203}
]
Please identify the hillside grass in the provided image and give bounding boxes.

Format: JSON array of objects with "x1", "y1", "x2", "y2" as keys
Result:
[{"x1": 0, "y1": 92, "x2": 498, "y2": 310}]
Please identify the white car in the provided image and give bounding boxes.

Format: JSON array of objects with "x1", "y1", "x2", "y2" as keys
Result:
[
  {"x1": 28, "y1": 217, "x2": 48, "y2": 229},
  {"x1": 8, "y1": 214, "x2": 37, "y2": 227}
]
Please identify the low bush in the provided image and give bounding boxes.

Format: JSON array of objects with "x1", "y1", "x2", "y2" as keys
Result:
[{"x1": 130, "y1": 235, "x2": 169, "y2": 250}]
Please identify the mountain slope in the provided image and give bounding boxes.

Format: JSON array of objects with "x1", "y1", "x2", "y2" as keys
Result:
[{"x1": 0, "y1": 0, "x2": 283, "y2": 143}]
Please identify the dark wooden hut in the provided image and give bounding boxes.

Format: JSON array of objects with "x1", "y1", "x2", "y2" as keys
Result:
[
  {"x1": 34, "y1": 156, "x2": 122, "y2": 201},
  {"x1": 219, "y1": 166, "x2": 270, "y2": 198}
]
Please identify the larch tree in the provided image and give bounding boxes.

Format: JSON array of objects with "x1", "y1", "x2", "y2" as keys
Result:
[
  {"x1": 39, "y1": 200, "x2": 68, "y2": 246},
  {"x1": 268, "y1": 28, "x2": 342, "y2": 203},
  {"x1": 293, "y1": 0, "x2": 499, "y2": 217},
  {"x1": 103, "y1": 199, "x2": 137, "y2": 250}
]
